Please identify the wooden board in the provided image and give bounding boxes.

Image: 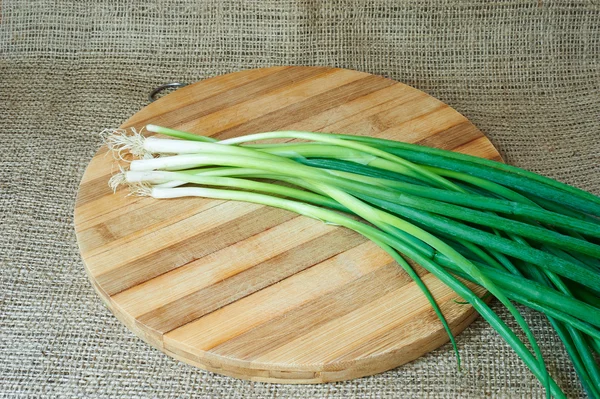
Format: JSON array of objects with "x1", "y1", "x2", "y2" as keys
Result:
[{"x1": 75, "y1": 66, "x2": 499, "y2": 383}]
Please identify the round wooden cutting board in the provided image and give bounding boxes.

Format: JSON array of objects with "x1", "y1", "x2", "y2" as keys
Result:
[{"x1": 75, "y1": 66, "x2": 499, "y2": 383}]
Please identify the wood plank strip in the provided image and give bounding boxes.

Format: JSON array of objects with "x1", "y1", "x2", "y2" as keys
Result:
[
  {"x1": 79, "y1": 197, "x2": 224, "y2": 256},
  {"x1": 137, "y1": 227, "x2": 366, "y2": 334},
  {"x1": 330, "y1": 96, "x2": 446, "y2": 138},
  {"x1": 453, "y1": 135, "x2": 502, "y2": 160},
  {"x1": 76, "y1": 196, "x2": 157, "y2": 232},
  {"x1": 328, "y1": 285, "x2": 486, "y2": 364},
  {"x1": 85, "y1": 200, "x2": 261, "y2": 275},
  {"x1": 416, "y1": 121, "x2": 483, "y2": 150},
  {"x1": 375, "y1": 106, "x2": 468, "y2": 143},
  {"x1": 280, "y1": 83, "x2": 423, "y2": 133},
  {"x1": 248, "y1": 274, "x2": 454, "y2": 365},
  {"x1": 320, "y1": 89, "x2": 427, "y2": 136},
  {"x1": 75, "y1": 188, "x2": 147, "y2": 228},
  {"x1": 112, "y1": 216, "x2": 339, "y2": 317},
  {"x1": 95, "y1": 206, "x2": 297, "y2": 296},
  {"x1": 164, "y1": 241, "x2": 392, "y2": 353},
  {"x1": 174, "y1": 68, "x2": 368, "y2": 136},
  {"x1": 207, "y1": 261, "x2": 413, "y2": 361},
  {"x1": 212, "y1": 74, "x2": 396, "y2": 140}
]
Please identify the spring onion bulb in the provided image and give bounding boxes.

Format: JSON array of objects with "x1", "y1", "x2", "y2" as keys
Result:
[{"x1": 104, "y1": 125, "x2": 600, "y2": 398}]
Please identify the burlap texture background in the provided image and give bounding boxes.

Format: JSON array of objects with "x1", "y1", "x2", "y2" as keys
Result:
[{"x1": 1, "y1": 1, "x2": 599, "y2": 397}]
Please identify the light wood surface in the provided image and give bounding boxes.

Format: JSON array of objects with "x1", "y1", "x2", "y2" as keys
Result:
[{"x1": 75, "y1": 66, "x2": 499, "y2": 383}]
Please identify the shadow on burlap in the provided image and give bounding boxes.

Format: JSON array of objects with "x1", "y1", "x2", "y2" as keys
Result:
[{"x1": 1, "y1": 1, "x2": 599, "y2": 398}]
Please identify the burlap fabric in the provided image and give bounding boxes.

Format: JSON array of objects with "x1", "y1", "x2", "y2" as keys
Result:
[{"x1": 1, "y1": 1, "x2": 599, "y2": 398}]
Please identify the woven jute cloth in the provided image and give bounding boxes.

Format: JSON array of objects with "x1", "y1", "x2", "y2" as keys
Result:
[{"x1": 1, "y1": 1, "x2": 599, "y2": 398}]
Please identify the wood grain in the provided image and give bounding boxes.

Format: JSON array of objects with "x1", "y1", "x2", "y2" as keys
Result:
[{"x1": 75, "y1": 66, "x2": 497, "y2": 383}]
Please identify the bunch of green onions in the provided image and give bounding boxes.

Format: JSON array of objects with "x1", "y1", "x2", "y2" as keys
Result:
[{"x1": 105, "y1": 124, "x2": 600, "y2": 398}]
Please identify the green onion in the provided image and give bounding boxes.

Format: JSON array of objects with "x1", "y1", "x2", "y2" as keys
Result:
[{"x1": 104, "y1": 126, "x2": 600, "y2": 398}]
